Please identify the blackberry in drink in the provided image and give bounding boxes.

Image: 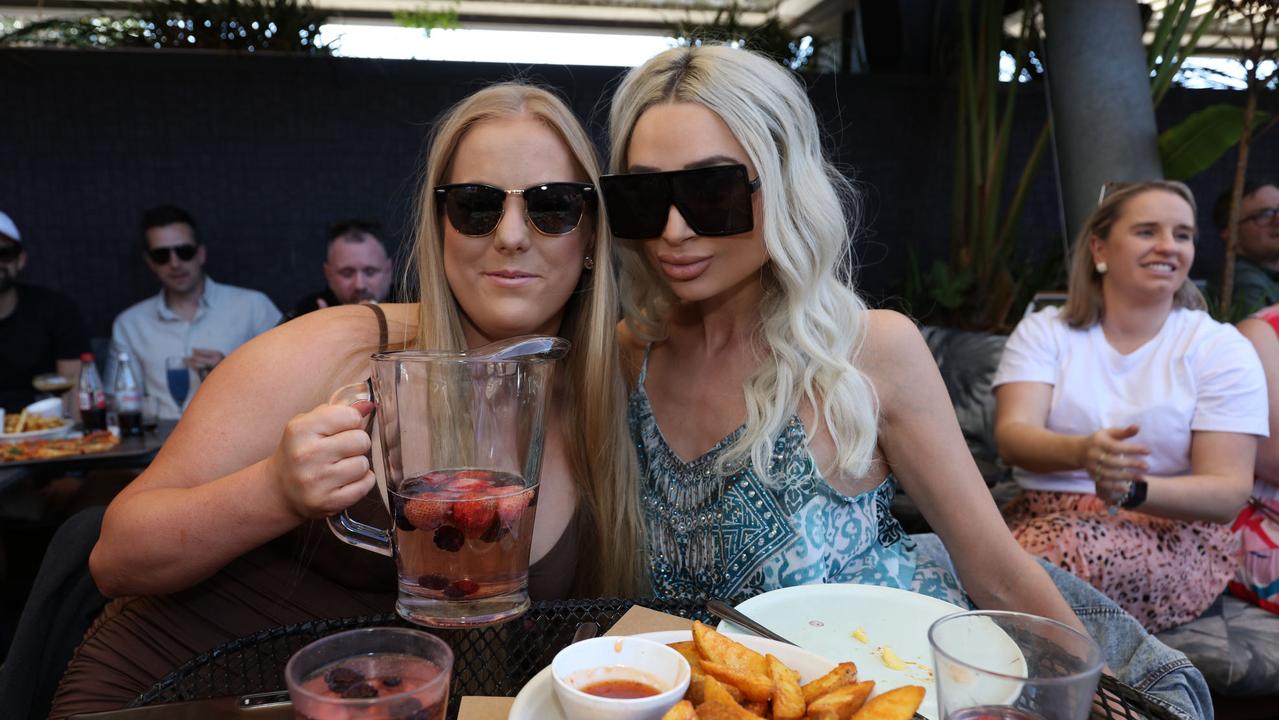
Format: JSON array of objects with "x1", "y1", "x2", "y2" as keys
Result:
[{"x1": 294, "y1": 654, "x2": 446, "y2": 719}]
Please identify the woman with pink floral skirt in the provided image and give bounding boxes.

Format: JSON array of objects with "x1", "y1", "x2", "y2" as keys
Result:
[{"x1": 994, "y1": 181, "x2": 1267, "y2": 633}]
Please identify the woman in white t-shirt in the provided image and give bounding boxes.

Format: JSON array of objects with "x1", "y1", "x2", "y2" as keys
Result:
[{"x1": 993, "y1": 180, "x2": 1268, "y2": 632}]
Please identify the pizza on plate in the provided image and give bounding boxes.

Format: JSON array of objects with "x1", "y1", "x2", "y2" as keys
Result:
[{"x1": 1, "y1": 431, "x2": 120, "y2": 462}]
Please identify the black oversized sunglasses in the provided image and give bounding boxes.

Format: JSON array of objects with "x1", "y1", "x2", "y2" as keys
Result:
[
  {"x1": 147, "y1": 244, "x2": 198, "y2": 264},
  {"x1": 598, "y1": 164, "x2": 761, "y2": 240},
  {"x1": 434, "y1": 182, "x2": 595, "y2": 237}
]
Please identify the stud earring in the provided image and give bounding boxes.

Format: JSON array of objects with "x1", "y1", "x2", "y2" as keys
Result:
[
  {"x1": 1095, "y1": 261, "x2": 1108, "y2": 275},
  {"x1": 583, "y1": 256, "x2": 594, "y2": 270}
]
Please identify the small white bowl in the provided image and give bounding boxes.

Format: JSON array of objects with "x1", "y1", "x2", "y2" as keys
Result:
[
  {"x1": 551, "y1": 635, "x2": 691, "y2": 720},
  {"x1": 23, "y1": 397, "x2": 63, "y2": 417}
]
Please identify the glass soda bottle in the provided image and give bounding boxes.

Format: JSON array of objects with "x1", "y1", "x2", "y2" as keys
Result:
[
  {"x1": 78, "y1": 352, "x2": 108, "y2": 433},
  {"x1": 114, "y1": 351, "x2": 144, "y2": 437}
]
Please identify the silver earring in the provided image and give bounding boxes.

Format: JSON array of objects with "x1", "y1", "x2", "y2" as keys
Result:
[
  {"x1": 583, "y1": 256, "x2": 594, "y2": 270},
  {"x1": 1095, "y1": 261, "x2": 1108, "y2": 274}
]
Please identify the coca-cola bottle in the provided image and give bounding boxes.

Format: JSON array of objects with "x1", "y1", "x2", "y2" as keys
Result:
[
  {"x1": 114, "y1": 351, "x2": 144, "y2": 437},
  {"x1": 77, "y1": 352, "x2": 108, "y2": 432}
]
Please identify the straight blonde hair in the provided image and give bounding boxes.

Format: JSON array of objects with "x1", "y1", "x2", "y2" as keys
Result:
[
  {"x1": 405, "y1": 83, "x2": 646, "y2": 596},
  {"x1": 1060, "y1": 180, "x2": 1206, "y2": 328},
  {"x1": 609, "y1": 45, "x2": 880, "y2": 483}
]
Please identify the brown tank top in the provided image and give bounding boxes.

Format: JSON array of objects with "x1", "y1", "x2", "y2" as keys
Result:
[{"x1": 282, "y1": 303, "x2": 579, "y2": 598}]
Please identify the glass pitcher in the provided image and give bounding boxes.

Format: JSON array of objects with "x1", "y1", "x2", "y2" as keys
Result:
[{"x1": 328, "y1": 335, "x2": 569, "y2": 627}]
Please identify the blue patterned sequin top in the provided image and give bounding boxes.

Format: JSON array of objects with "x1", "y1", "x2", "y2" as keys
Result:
[{"x1": 632, "y1": 354, "x2": 968, "y2": 606}]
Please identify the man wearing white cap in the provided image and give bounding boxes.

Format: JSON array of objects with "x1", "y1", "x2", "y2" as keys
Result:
[{"x1": 0, "y1": 210, "x2": 89, "y2": 412}]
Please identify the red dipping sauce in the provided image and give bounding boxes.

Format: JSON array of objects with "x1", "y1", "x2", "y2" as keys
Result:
[{"x1": 580, "y1": 679, "x2": 662, "y2": 699}]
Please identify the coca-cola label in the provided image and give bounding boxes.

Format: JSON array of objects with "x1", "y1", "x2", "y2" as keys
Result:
[
  {"x1": 117, "y1": 390, "x2": 143, "y2": 412},
  {"x1": 79, "y1": 390, "x2": 107, "y2": 411}
]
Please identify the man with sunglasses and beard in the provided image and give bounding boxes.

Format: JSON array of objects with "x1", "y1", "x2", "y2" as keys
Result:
[
  {"x1": 0, "y1": 209, "x2": 89, "y2": 413},
  {"x1": 110, "y1": 205, "x2": 280, "y2": 420}
]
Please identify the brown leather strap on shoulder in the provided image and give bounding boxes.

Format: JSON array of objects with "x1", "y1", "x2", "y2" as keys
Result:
[{"x1": 367, "y1": 303, "x2": 389, "y2": 353}]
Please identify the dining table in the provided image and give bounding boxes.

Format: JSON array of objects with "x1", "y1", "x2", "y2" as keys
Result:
[
  {"x1": 0, "y1": 420, "x2": 176, "y2": 483},
  {"x1": 64, "y1": 598, "x2": 1181, "y2": 720}
]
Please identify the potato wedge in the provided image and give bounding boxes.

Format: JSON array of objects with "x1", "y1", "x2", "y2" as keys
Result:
[
  {"x1": 725, "y1": 683, "x2": 745, "y2": 703},
  {"x1": 662, "y1": 700, "x2": 698, "y2": 720},
  {"x1": 687, "y1": 674, "x2": 707, "y2": 706},
  {"x1": 670, "y1": 641, "x2": 703, "y2": 669},
  {"x1": 741, "y1": 700, "x2": 768, "y2": 716},
  {"x1": 698, "y1": 700, "x2": 765, "y2": 720},
  {"x1": 704, "y1": 674, "x2": 746, "y2": 708},
  {"x1": 702, "y1": 659, "x2": 774, "y2": 702},
  {"x1": 806, "y1": 680, "x2": 874, "y2": 720},
  {"x1": 694, "y1": 620, "x2": 768, "y2": 676},
  {"x1": 801, "y1": 661, "x2": 859, "y2": 704},
  {"x1": 850, "y1": 685, "x2": 925, "y2": 720},
  {"x1": 767, "y1": 653, "x2": 805, "y2": 720},
  {"x1": 672, "y1": 641, "x2": 709, "y2": 704}
]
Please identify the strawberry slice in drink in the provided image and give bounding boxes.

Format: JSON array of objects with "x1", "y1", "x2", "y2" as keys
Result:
[
  {"x1": 403, "y1": 498, "x2": 449, "y2": 531},
  {"x1": 420, "y1": 470, "x2": 455, "y2": 487},
  {"x1": 496, "y1": 492, "x2": 530, "y2": 528},
  {"x1": 450, "y1": 496, "x2": 497, "y2": 537},
  {"x1": 445, "y1": 472, "x2": 494, "y2": 494}
]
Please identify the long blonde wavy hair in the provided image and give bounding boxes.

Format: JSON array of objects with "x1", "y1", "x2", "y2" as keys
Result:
[
  {"x1": 609, "y1": 45, "x2": 880, "y2": 482},
  {"x1": 405, "y1": 83, "x2": 645, "y2": 596},
  {"x1": 1060, "y1": 180, "x2": 1206, "y2": 328}
]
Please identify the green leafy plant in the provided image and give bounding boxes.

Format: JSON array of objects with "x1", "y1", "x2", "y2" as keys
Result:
[
  {"x1": 899, "y1": 0, "x2": 1049, "y2": 331},
  {"x1": 393, "y1": 3, "x2": 460, "y2": 37},
  {"x1": 674, "y1": 1, "x2": 818, "y2": 72},
  {"x1": 1160, "y1": 104, "x2": 1272, "y2": 180},
  {"x1": 1151, "y1": 1, "x2": 1276, "y2": 187},
  {"x1": 1148, "y1": 0, "x2": 1219, "y2": 107},
  {"x1": 0, "y1": 0, "x2": 331, "y2": 53},
  {"x1": 0, "y1": 15, "x2": 147, "y2": 49}
]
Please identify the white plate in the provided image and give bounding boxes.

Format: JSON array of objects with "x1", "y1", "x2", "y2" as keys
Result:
[
  {"x1": 716, "y1": 585, "x2": 989, "y2": 720},
  {"x1": 1, "y1": 399, "x2": 71, "y2": 443},
  {"x1": 0, "y1": 419, "x2": 71, "y2": 443},
  {"x1": 508, "y1": 629, "x2": 835, "y2": 720},
  {"x1": 0, "y1": 424, "x2": 72, "y2": 443}
]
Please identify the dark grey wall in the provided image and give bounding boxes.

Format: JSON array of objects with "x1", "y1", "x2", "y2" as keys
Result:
[{"x1": 1, "y1": 47, "x2": 1274, "y2": 338}]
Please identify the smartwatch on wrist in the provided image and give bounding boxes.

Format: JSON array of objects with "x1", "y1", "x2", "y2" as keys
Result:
[{"x1": 1119, "y1": 479, "x2": 1148, "y2": 509}]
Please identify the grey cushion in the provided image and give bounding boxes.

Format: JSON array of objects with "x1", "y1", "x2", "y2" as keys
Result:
[
  {"x1": 917, "y1": 325, "x2": 1010, "y2": 482},
  {"x1": 1156, "y1": 595, "x2": 1279, "y2": 697}
]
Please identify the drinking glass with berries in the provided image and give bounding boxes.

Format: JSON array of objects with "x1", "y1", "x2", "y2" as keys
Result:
[{"x1": 286, "y1": 627, "x2": 452, "y2": 720}]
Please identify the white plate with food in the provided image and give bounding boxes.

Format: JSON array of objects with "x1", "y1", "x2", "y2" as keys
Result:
[
  {"x1": 1, "y1": 403, "x2": 71, "y2": 443},
  {"x1": 509, "y1": 629, "x2": 836, "y2": 720},
  {"x1": 716, "y1": 584, "x2": 1003, "y2": 720}
]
